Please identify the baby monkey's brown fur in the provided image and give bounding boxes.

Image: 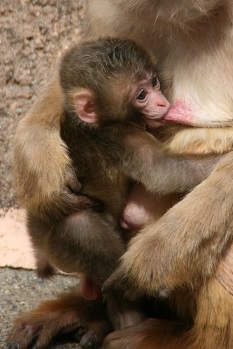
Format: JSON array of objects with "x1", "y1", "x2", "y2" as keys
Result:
[
  {"x1": 27, "y1": 38, "x2": 219, "y2": 282},
  {"x1": 9, "y1": 38, "x2": 221, "y2": 349}
]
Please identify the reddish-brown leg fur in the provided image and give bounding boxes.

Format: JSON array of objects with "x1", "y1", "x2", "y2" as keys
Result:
[{"x1": 7, "y1": 290, "x2": 111, "y2": 349}]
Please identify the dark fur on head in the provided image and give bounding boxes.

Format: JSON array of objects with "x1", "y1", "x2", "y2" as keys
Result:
[{"x1": 59, "y1": 38, "x2": 157, "y2": 122}]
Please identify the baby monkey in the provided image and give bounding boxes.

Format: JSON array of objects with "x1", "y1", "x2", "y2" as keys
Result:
[{"x1": 28, "y1": 38, "x2": 219, "y2": 332}]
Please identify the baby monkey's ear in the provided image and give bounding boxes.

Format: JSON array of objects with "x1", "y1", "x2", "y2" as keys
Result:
[{"x1": 74, "y1": 90, "x2": 98, "y2": 124}]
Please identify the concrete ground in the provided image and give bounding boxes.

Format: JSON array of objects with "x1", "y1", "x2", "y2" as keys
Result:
[{"x1": 0, "y1": 268, "x2": 82, "y2": 348}]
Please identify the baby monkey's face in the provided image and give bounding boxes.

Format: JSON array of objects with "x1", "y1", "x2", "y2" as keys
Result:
[{"x1": 130, "y1": 74, "x2": 170, "y2": 128}]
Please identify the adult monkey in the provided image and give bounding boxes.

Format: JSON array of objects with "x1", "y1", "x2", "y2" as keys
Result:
[
  {"x1": 87, "y1": 1, "x2": 233, "y2": 348},
  {"x1": 9, "y1": 1, "x2": 233, "y2": 349},
  {"x1": 9, "y1": 37, "x2": 222, "y2": 349}
]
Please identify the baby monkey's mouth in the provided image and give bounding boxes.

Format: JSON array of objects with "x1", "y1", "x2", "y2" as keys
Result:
[{"x1": 145, "y1": 115, "x2": 167, "y2": 130}]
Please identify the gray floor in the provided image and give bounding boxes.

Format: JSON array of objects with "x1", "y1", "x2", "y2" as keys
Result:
[{"x1": 0, "y1": 268, "x2": 82, "y2": 348}]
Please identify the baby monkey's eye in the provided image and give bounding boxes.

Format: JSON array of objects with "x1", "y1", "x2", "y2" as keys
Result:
[
  {"x1": 136, "y1": 90, "x2": 147, "y2": 101},
  {"x1": 152, "y1": 76, "x2": 159, "y2": 87}
]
